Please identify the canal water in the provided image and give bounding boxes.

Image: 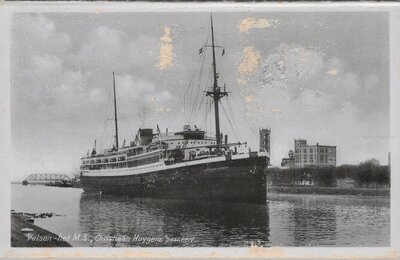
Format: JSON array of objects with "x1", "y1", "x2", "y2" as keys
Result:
[{"x1": 11, "y1": 184, "x2": 390, "y2": 247}]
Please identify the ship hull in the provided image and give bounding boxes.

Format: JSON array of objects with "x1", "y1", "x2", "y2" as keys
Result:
[{"x1": 81, "y1": 156, "x2": 268, "y2": 204}]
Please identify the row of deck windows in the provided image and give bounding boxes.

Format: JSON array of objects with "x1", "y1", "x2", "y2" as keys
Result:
[
  {"x1": 81, "y1": 155, "x2": 160, "y2": 170},
  {"x1": 82, "y1": 156, "x2": 125, "y2": 165},
  {"x1": 170, "y1": 141, "x2": 215, "y2": 145}
]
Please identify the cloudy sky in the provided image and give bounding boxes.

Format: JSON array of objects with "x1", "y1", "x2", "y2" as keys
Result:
[{"x1": 11, "y1": 11, "x2": 389, "y2": 177}]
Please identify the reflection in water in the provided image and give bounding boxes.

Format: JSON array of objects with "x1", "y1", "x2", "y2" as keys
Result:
[
  {"x1": 11, "y1": 185, "x2": 389, "y2": 247},
  {"x1": 79, "y1": 194, "x2": 270, "y2": 247},
  {"x1": 268, "y1": 193, "x2": 390, "y2": 247},
  {"x1": 292, "y1": 201, "x2": 337, "y2": 246}
]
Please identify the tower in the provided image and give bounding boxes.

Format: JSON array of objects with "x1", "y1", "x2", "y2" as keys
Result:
[{"x1": 259, "y1": 128, "x2": 271, "y2": 153}]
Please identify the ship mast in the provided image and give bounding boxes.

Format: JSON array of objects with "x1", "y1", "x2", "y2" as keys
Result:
[
  {"x1": 206, "y1": 14, "x2": 228, "y2": 148},
  {"x1": 113, "y1": 72, "x2": 119, "y2": 150}
]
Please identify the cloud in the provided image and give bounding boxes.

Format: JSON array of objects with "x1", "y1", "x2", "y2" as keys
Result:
[
  {"x1": 13, "y1": 14, "x2": 71, "y2": 57},
  {"x1": 258, "y1": 44, "x2": 324, "y2": 91},
  {"x1": 117, "y1": 75, "x2": 172, "y2": 124},
  {"x1": 237, "y1": 43, "x2": 389, "y2": 165},
  {"x1": 257, "y1": 44, "x2": 363, "y2": 104},
  {"x1": 88, "y1": 88, "x2": 107, "y2": 104},
  {"x1": 75, "y1": 25, "x2": 158, "y2": 75},
  {"x1": 10, "y1": 13, "x2": 389, "y2": 175}
]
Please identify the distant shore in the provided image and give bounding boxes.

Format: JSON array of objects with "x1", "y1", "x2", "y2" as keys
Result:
[
  {"x1": 11, "y1": 214, "x2": 72, "y2": 247},
  {"x1": 267, "y1": 185, "x2": 390, "y2": 196}
]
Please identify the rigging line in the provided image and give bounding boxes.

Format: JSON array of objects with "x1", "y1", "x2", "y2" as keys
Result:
[
  {"x1": 193, "y1": 49, "x2": 208, "y2": 116},
  {"x1": 99, "y1": 88, "x2": 114, "y2": 150},
  {"x1": 189, "y1": 49, "x2": 208, "y2": 122},
  {"x1": 225, "y1": 97, "x2": 242, "y2": 140},
  {"x1": 202, "y1": 98, "x2": 209, "y2": 127},
  {"x1": 237, "y1": 99, "x2": 257, "y2": 138},
  {"x1": 100, "y1": 120, "x2": 110, "y2": 151},
  {"x1": 197, "y1": 65, "x2": 213, "y2": 111},
  {"x1": 102, "y1": 97, "x2": 113, "y2": 149},
  {"x1": 188, "y1": 49, "x2": 209, "y2": 123},
  {"x1": 123, "y1": 110, "x2": 135, "y2": 142},
  {"x1": 183, "y1": 78, "x2": 191, "y2": 122},
  {"x1": 115, "y1": 89, "x2": 131, "y2": 142},
  {"x1": 173, "y1": 28, "x2": 209, "y2": 124},
  {"x1": 187, "y1": 77, "x2": 194, "y2": 123},
  {"x1": 220, "y1": 101, "x2": 240, "y2": 142},
  {"x1": 230, "y1": 82, "x2": 258, "y2": 137},
  {"x1": 227, "y1": 96, "x2": 242, "y2": 134},
  {"x1": 99, "y1": 122, "x2": 108, "y2": 151},
  {"x1": 195, "y1": 45, "x2": 208, "y2": 101},
  {"x1": 196, "y1": 65, "x2": 214, "y2": 114},
  {"x1": 99, "y1": 113, "x2": 109, "y2": 150},
  {"x1": 175, "y1": 64, "x2": 197, "y2": 123},
  {"x1": 208, "y1": 99, "x2": 213, "y2": 134},
  {"x1": 188, "y1": 29, "x2": 210, "y2": 123},
  {"x1": 186, "y1": 72, "x2": 198, "y2": 122},
  {"x1": 106, "y1": 121, "x2": 114, "y2": 150},
  {"x1": 197, "y1": 92, "x2": 206, "y2": 117},
  {"x1": 118, "y1": 110, "x2": 131, "y2": 145}
]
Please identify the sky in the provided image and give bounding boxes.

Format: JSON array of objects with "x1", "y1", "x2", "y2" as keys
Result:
[{"x1": 11, "y1": 11, "x2": 390, "y2": 178}]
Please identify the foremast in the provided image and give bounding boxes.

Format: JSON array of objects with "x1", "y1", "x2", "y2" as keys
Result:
[
  {"x1": 113, "y1": 72, "x2": 119, "y2": 150},
  {"x1": 205, "y1": 14, "x2": 228, "y2": 149}
]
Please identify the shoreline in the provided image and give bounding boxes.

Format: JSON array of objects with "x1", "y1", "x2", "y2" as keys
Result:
[
  {"x1": 267, "y1": 185, "x2": 390, "y2": 196},
  {"x1": 11, "y1": 214, "x2": 72, "y2": 247}
]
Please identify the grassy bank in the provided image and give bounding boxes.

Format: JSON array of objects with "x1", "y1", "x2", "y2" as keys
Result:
[
  {"x1": 268, "y1": 185, "x2": 390, "y2": 196},
  {"x1": 11, "y1": 214, "x2": 71, "y2": 247}
]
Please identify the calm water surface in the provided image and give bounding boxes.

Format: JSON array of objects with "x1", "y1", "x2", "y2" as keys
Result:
[{"x1": 11, "y1": 184, "x2": 389, "y2": 247}]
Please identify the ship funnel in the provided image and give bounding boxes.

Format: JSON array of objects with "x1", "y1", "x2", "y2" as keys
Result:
[{"x1": 139, "y1": 128, "x2": 153, "y2": 146}]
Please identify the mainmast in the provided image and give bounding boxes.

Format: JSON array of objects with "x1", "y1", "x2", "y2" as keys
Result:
[
  {"x1": 113, "y1": 72, "x2": 119, "y2": 150},
  {"x1": 206, "y1": 14, "x2": 228, "y2": 148}
]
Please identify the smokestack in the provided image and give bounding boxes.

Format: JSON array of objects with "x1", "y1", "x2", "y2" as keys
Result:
[{"x1": 224, "y1": 135, "x2": 228, "y2": 144}]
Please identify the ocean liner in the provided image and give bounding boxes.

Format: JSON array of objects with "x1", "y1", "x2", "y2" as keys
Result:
[{"x1": 80, "y1": 15, "x2": 271, "y2": 204}]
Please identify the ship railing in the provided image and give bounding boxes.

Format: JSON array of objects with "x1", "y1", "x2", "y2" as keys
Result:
[{"x1": 170, "y1": 142, "x2": 247, "y2": 152}]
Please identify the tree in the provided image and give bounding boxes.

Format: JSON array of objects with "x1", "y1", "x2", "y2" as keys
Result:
[{"x1": 358, "y1": 159, "x2": 380, "y2": 187}]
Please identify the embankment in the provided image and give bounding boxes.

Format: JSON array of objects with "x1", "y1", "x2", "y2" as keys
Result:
[
  {"x1": 11, "y1": 214, "x2": 71, "y2": 247},
  {"x1": 268, "y1": 185, "x2": 390, "y2": 196}
]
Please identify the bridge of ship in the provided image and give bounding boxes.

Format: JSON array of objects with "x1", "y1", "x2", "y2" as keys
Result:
[{"x1": 23, "y1": 173, "x2": 71, "y2": 184}]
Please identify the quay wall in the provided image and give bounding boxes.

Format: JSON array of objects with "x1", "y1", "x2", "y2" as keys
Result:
[{"x1": 267, "y1": 185, "x2": 390, "y2": 196}]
